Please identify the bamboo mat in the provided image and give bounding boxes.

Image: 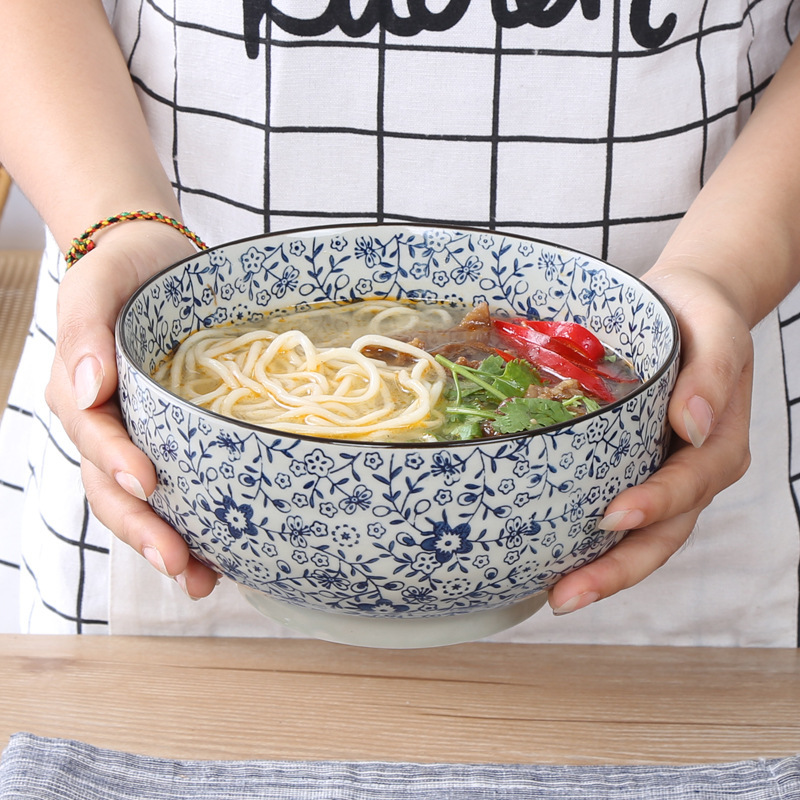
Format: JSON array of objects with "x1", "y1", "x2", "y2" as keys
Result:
[{"x1": 0, "y1": 249, "x2": 39, "y2": 418}]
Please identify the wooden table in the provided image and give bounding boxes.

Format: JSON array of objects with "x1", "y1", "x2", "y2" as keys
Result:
[{"x1": 1, "y1": 635, "x2": 798, "y2": 765}]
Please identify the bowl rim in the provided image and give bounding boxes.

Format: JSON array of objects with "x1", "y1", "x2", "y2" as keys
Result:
[{"x1": 115, "y1": 222, "x2": 680, "y2": 450}]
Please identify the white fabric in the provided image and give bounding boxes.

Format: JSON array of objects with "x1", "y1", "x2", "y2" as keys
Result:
[{"x1": 2, "y1": 0, "x2": 799, "y2": 645}]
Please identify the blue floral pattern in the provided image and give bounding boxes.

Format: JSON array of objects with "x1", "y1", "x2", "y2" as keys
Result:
[{"x1": 116, "y1": 225, "x2": 679, "y2": 620}]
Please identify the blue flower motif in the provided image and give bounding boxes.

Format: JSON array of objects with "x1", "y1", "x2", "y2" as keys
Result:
[
  {"x1": 357, "y1": 598, "x2": 410, "y2": 614},
  {"x1": 410, "y1": 261, "x2": 429, "y2": 279},
  {"x1": 274, "y1": 265, "x2": 300, "y2": 298},
  {"x1": 434, "y1": 489, "x2": 452, "y2": 504},
  {"x1": 404, "y1": 453, "x2": 424, "y2": 470},
  {"x1": 275, "y1": 472, "x2": 291, "y2": 488},
  {"x1": 364, "y1": 452, "x2": 384, "y2": 470},
  {"x1": 610, "y1": 431, "x2": 632, "y2": 466},
  {"x1": 330, "y1": 235, "x2": 347, "y2": 251},
  {"x1": 431, "y1": 452, "x2": 464, "y2": 485},
  {"x1": 220, "y1": 282, "x2": 234, "y2": 300},
  {"x1": 159, "y1": 436, "x2": 178, "y2": 461},
  {"x1": 289, "y1": 240, "x2": 306, "y2": 257},
  {"x1": 424, "y1": 230, "x2": 452, "y2": 252},
  {"x1": 256, "y1": 289, "x2": 271, "y2": 307},
  {"x1": 164, "y1": 275, "x2": 183, "y2": 306},
  {"x1": 332, "y1": 523, "x2": 361, "y2": 548},
  {"x1": 208, "y1": 250, "x2": 229, "y2": 267},
  {"x1": 304, "y1": 448, "x2": 334, "y2": 477},
  {"x1": 367, "y1": 522, "x2": 386, "y2": 539},
  {"x1": 518, "y1": 241, "x2": 535, "y2": 256},
  {"x1": 401, "y1": 585, "x2": 436, "y2": 604},
  {"x1": 339, "y1": 484, "x2": 373, "y2": 514},
  {"x1": 452, "y1": 255, "x2": 483, "y2": 285},
  {"x1": 420, "y1": 519, "x2": 473, "y2": 563},
  {"x1": 432, "y1": 270, "x2": 449, "y2": 287},
  {"x1": 285, "y1": 515, "x2": 310, "y2": 539},
  {"x1": 411, "y1": 552, "x2": 440, "y2": 575},
  {"x1": 319, "y1": 502, "x2": 337, "y2": 518},
  {"x1": 214, "y1": 496, "x2": 258, "y2": 539},
  {"x1": 355, "y1": 236, "x2": 381, "y2": 268},
  {"x1": 292, "y1": 492, "x2": 309, "y2": 507},
  {"x1": 289, "y1": 460, "x2": 308, "y2": 477},
  {"x1": 538, "y1": 251, "x2": 560, "y2": 281},
  {"x1": 241, "y1": 247, "x2": 266, "y2": 274},
  {"x1": 603, "y1": 307, "x2": 625, "y2": 334},
  {"x1": 219, "y1": 462, "x2": 235, "y2": 479},
  {"x1": 355, "y1": 278, "x2": 373, "y2": 295},
  {"x1": 498, "y1": 479, "x2": 515, "y2": 494},
  {"x1": 215, "y1": 432, "x2": 243, "y2": 461},
  {"x1": 311, "y1": 570, "x2": 350, "y2": 591},
  {"x1": 201, "y1": 287, "x2": 214, "y2": 305},
  {"x1": 311, "y1": 552, "x2": 330, "y2": 567},
  {"x1": 477, "y1": 234, "x2": 494, "y2": 250},
  {"x1": 590, "y1": 270, "x2": 610, "y2": 295}
]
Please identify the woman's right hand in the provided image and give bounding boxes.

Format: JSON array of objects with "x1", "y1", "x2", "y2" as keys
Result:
[{"x1": 45, "y1": 222, "x2": 220, "y2": 599}]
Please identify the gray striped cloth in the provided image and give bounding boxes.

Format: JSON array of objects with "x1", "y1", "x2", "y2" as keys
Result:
[{"x1": 1, "y1": 733, "x2": 798, "y2": 800}]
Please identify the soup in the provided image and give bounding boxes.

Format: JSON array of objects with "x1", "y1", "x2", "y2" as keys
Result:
[{"x1": 152, "y1": 299, "x2": 641, "y2": 443}]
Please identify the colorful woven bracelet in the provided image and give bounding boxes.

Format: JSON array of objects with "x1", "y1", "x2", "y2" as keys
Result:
[{"x1": 65, "y1": 211, "x2": 208, "y2": 268}]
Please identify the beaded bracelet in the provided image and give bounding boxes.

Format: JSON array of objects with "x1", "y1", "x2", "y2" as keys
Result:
[{"x1": 65, "y1": 211, "x2": 208, "y2": 268}]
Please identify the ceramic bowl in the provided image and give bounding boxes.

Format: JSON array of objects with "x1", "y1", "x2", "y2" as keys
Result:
[{"x1": 116, "y1": 224, "x2": 679, "y2": 647}]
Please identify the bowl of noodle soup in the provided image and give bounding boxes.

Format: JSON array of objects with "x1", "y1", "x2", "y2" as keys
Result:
[{"x1": 116, "y1": 224, "x2": 679, "y2": 648}]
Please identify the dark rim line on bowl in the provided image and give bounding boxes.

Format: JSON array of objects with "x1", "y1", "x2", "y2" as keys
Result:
[{"x1": 115, "y1": 223, "x2": 681, "y2": 450}]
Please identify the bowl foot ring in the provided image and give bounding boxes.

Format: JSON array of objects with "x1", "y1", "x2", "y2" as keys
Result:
[{"x1": 237, "y1": 585, "x2": 549, "y2": 649}]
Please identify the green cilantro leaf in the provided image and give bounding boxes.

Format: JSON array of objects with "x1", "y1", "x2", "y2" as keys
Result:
[{"x1": 490, "y1": 397, "x2": 577, "y2": 434}]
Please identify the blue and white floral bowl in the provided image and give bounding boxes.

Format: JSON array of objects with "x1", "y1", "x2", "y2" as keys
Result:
[{"x1": 116, "y1": 224, "x2": 679, "y2": 648}]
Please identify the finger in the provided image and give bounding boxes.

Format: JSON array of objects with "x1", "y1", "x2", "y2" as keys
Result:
[
  {"x1": 548, "y1": 509, "x2": 700, "y2": 614},
  {"x1": 55, "y1": 257, "x2": 141, "y2": 410},
  {"x1": 81, "y1": 458, "x2": 219, "y2": 599},
  {"x1": 646, "y1": 270, "x2": 753, "y2": 448},
  {"x1": 47, "y1": 354, "x2": 158, "y2": 499}
]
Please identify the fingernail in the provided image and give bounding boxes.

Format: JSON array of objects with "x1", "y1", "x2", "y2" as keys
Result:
[
  {"x1": 115, "y1": 471, "x2": 148, "y2": 501},
  {"x1": 598, "y1": 508, "x2": 645, "y2": 532},
  {"x1": 552, "y1": 591, "x2": 600, "y2": 616},
  {"x1": 74, "y1": 356, "x2": 104, "y2": 410},
  {"x1": 143, "y1": 545, "x2": 170, "y2": 577},
  {"x1": 683, "y1": 395, "x2": 713, "y2": 448},
  {"x1": 175, "y1": 571, "x2": 200, "y2": 601}
]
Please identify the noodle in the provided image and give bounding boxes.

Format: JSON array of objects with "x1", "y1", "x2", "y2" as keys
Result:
[{"x1": 152, "y1": 300, "x2": 450, "y2": 442}]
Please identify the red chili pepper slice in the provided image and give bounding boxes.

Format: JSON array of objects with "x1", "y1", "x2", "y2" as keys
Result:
[
  {"x1": 511, "y1": 318, "x2": 606, "y2": 362},
  {"x1": 492, "y1": 319, "x2": 616, "y2": 403}
]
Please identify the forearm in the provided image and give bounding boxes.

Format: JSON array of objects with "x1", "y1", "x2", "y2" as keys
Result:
[
  {"x1": 0, "y1": 0, "x2": 179, "y2": 252},
  {"x1": 650, "y1": 38, "x2": 800, "y2": 327}
]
